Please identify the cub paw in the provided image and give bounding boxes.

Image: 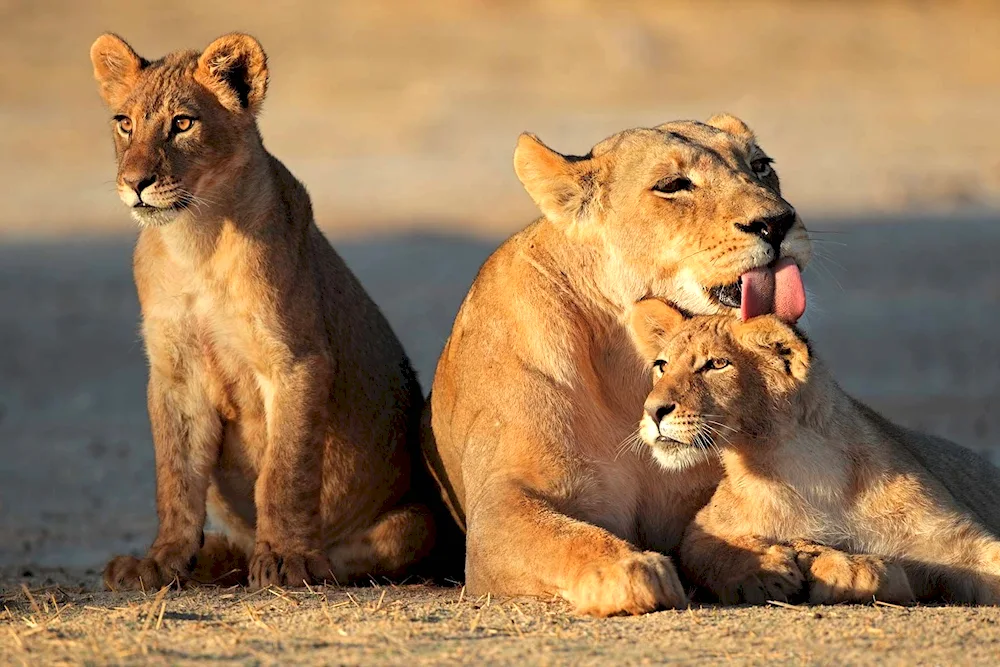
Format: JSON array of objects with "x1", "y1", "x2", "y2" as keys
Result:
[
  {"x1": 563, "y1": 551, "x2": 687, "y2": 616},
  {"x1": 248, "y1": 543, "x2": 333, "y2": 590},
  {"x1": 719, "y1": 544, "x2": 805, "y2": 605},
  {"x1": 103, "y1": 542, "x2": 197, "y2": 591},
  {"x1": 796, "y1": 545, "x2": 914, "y2": 605}
]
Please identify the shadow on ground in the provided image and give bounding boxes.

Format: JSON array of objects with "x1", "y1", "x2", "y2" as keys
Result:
[{"x1": 1, "y1": 215, "x2": 998, "y2": 570}]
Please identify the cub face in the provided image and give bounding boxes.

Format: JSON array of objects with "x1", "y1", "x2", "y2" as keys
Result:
[
  {"x1": 628, "y1": 299, "x2": 811, "y2": 470},
  {"x1": 90, "y1": 33, "x2": 269, "y2": 227},
  {"x1": 513, "y1": 115, "x2": 812, "y2": 320}
]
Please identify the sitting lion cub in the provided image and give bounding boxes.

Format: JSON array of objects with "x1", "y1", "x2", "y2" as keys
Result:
[
  {"x1": 629, "y1": 299, "x2": 1000, "y2": 605},
  {"x1": 90, "y1": 33, "x2": 439, "y2": 590}
]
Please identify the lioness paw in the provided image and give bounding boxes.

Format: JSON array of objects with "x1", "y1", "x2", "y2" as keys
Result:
[
  {"x1": 248, "y1": 543, "x2": 333, "y2": 590},
  {"x1": 103, "y1": 542, "x2": 197, "y2": 591},
  {"x1": 797, "y1": 546, "x2": 914, "y2": 605},
  {"x1": 563, "y1": 551, "x2": 687, "y2": 616}
]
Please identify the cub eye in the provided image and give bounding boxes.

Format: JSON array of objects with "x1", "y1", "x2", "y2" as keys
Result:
[
  {"x1": 115, "y1": 116, "x2": 132, "y2": 135},
  {"x1": 173, "y1": 116, "x2": 195, "y2": 133},
  {"x1": 652, "y1": 359, "x2": 667, "y2": 375},
  {"x1": 652, "y1": 176, "x2": 693, "y2": 196},
  {"x1": 751, "y1": 157, "x2": 773, "y2": 177},
  {"x1": 703, "y1": 358, "x2": 730, "y2": 371}
]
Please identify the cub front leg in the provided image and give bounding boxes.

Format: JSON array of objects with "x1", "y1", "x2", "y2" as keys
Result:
[
  {"x1": 467, "y1": 483, "x2": 687, "y2": 617},
  {"x1": 249, "y1": 356, "x2": 333, "y2": 589},
  {"x1": 104, "y1": 371, "x2": 221, "y2": 591},
  {"x1": 680, "y1": 523, "x2": 804, "y2": 605}
]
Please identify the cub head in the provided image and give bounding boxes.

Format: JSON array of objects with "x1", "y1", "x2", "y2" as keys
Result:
[
  {"x1": 628, "y1": 298, "x2": 811, "y2": 470},
  {"x1": 90, "y1": 33, "x2": 269, "y2": 226},
  {"x1": 514, "y1": 116, "x2": 810, "y2": 323}
]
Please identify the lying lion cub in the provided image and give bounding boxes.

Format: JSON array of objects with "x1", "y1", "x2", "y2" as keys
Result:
[
  {"x1": 629, "y1": 299, "x2": 1000, "y2": 605},
  {"x1": 91, "y1": 33, "x2": 439, "y2": 590}
]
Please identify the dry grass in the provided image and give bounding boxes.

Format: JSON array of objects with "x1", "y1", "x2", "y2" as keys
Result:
[{"x1": 4, "y1": 569, "x2": 1000, "y2": 665}]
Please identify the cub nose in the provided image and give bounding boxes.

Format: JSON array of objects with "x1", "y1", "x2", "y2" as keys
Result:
[
  {"x1": 122, "y1": 173, "x2": 157, "y2": 196},
  {"x1": 644, "y1": 400, "x2": 676, "y2": 425},
  {"x1": 736, "y1": 210, "x2": 796, "y2": 252}
]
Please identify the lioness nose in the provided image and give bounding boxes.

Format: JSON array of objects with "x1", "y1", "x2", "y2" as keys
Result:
[
  {"x1": 736, "y1": 211, "x2": 796, "y2": 251},
  {"x1": 123, "y1": 173, "x2": 157, "y2": 196},
  {"x1": 645, "y1": 401, "x2": 676, "y2": 425}
]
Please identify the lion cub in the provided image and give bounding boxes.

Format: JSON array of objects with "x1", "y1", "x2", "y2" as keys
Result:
[
  {"x1": 91, "y1": 33, "x2": 441, "y2": 590},
  {"x1": 629, "y1": 298, "x2": 1000, "y2": 605}
]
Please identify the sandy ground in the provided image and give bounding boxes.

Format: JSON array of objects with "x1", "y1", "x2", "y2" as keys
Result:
[{"x1": 3, "y1": 0, "x2": 1000, "y2": 663}]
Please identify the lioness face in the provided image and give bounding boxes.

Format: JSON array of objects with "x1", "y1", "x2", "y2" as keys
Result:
[
  {"x1": 90, "y1": 33, "x2": 269, "y2": 227},
  {"x1": 514, "y1": 115, "x2": 811, "y2": 322},
  {"x1": 628, "y1": 299, "x2": 810, "y2": 470}
]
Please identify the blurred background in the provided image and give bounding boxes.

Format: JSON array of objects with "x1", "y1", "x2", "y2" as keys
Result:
[{"x1": 1, "y1": 0, "x2": 999, "y2": 574}]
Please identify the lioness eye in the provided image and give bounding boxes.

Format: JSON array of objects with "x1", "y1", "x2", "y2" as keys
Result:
[
  {"x1": 115, "y1": 116, "x2": 132, "y2": 135},
  {"x1": 652, "y1": 176, "x2": 693, "y2": 196},
  {"x1": 173, "y1": 116, "x2": 194, "y2": 133},
  {"x1": 652, "y1": 359, "x2": 667, "y2": 375},
  {"x1": 751, "y1": 157, "x2": 773, "y2": 176},
  {"x1": 704, "y1": 358, "x2": 730, "y2": 371}
]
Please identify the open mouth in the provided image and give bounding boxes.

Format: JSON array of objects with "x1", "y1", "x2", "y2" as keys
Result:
[
  {"x1": 709, "y1": 281, "x2": 742, "y2": 309},
  {"x1": 707, "y1": 257, "x2": 806, "y2": 323}
]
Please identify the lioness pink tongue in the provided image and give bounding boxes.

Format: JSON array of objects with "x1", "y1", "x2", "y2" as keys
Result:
[{"x1": 739, "y1": 258, "x2": 806, "y2": 323}]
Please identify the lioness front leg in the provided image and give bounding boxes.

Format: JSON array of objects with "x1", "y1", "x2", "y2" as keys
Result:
[
  {"x1": 467, "y1": 484, "x2": 686, "y2": 616},
  {"x1": 104, "y1": 371, "x2": 221, "y2": 591},
  {"x1": 249, "y1": 356, "x2": 333, "y2": 589},
  {"x1": 680, "y1": 524, "x2": 804, "y2": 605},
  {"x1": 792, "y1": 541, "x2": 914, "y2": 605}
]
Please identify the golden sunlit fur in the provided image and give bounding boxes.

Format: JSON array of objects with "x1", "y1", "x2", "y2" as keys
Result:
[
  {"x1": 423, "y1": 117, "x2": 811, "y2": 615},
  {"x1": 91, "y1": 33, "x2": 441, "y2": 591},
  {"x1": 630, "y1": 300, "x2": 1000, "y2": 605}
]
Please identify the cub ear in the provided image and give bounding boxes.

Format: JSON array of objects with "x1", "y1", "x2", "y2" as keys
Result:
[
  {"x1": 735, "y1": 316, "x2": 810, "y2": 383},
  {"x1": 513, "y1": 133, "x2": 597, "y2": 224},
  {"x1": 628, "y1": 298, "x2": 687, "y2": 361},
  {"x1": 90, "y1": 33, "x2": 146, "y2": 107},
  {"x1": 196, "y1": 33, "x2": 269, "y2": 114},
  {"x1": 705, "y1": 113, "x2": 755, "y2": 142}
]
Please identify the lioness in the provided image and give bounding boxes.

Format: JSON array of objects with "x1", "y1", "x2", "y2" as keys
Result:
[
  {"x1": 630, "y1": 299, "x2": 1000, "y2": 605},
  {"x1": 423, "y1": 116, "x2": 811, "y2": 615},
  {"x1": 91, "y1": 33, "x2": 438, "y2": 590}
]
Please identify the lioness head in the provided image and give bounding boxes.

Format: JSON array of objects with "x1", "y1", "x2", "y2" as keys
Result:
[
  {"x1": 514, "y1": 116, "x2": 810, "y2": 322},
  {"x1": 90, "y1": 33, "x2": 269, "y2": 226},
  {"x1": 628, "y1": 298, "x2": 811, "y2": 470}
]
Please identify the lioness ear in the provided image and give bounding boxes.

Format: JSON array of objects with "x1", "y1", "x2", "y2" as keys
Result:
[
  {"x1": 90, "y1": 33, "x2": 146, "y2": 107},
  {"x1": 628, "y1": 299, "x2": 687, "y2": 361},
  {"x1": 196, "y1": 33, "x2": 268, "y2": 114},
  {"x1": 514, "y1": 133, "x2": 594, "y2": 224},
  {"x1": 706, "y1": 113, "x2": 755, "y2": 142},
  {"x1": 735, "y1": 316, "x2": 810, "y2": 383}
]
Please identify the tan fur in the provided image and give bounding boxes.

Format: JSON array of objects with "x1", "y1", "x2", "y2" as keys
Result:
[
  {"x1": 423, "y1": 117, "x2": 811, "y2": 615},
  {"x1": 630, "y1": 302, "x2": 1000, "y2": 605},
  {"x1": 91, "y1": 33, "x2": 441, "y2": 591}
]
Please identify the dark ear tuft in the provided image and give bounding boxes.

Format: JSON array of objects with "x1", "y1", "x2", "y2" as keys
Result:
[
  {"x1": 628, "y1": 299, "x2": 687, "y2": 361},
  {"x1": 735, "y1": 316, "x2": 810, "y2": 382},
  {"x1": 196, "y1": 33, "x2": 268, "y2": 114},
  {"x1": 90, "y1": 33, "x2": 146, "y2": 107}
]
